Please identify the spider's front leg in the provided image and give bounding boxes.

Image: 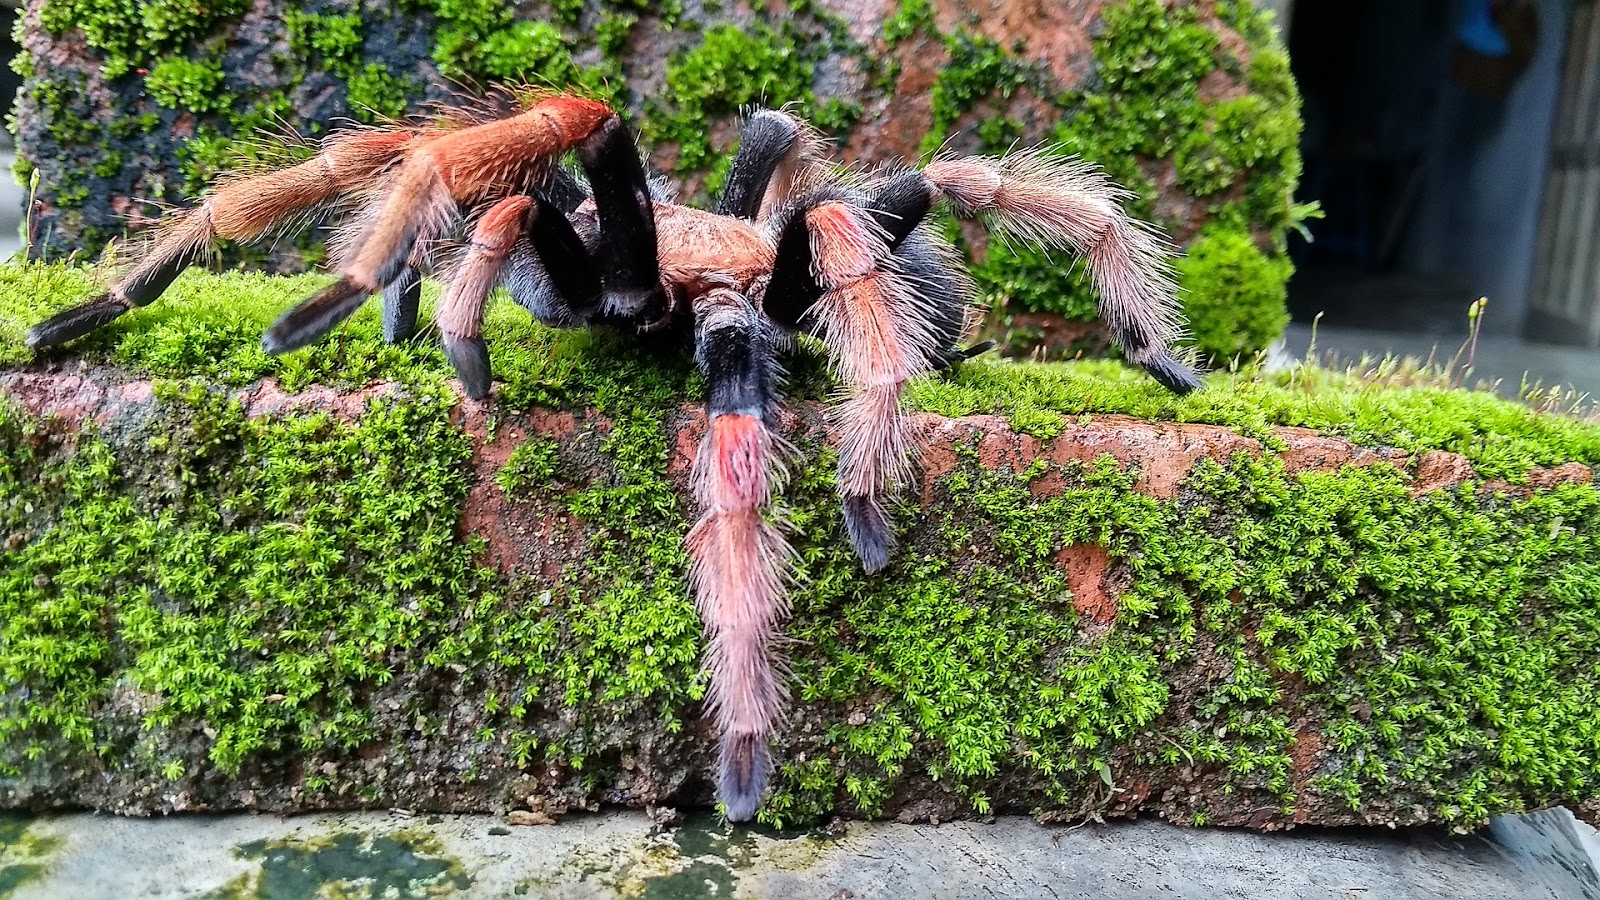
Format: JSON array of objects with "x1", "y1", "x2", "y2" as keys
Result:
[
  {"x1": 433, "y1": 196, "x2": 533, "y2": 398},
  {"x1": 435, "y1": 113, "x2": 664, "y2": 398},
  {"x1": 26, "y1": 127, "x2": 416, "y2": 348},
  {"x1": 263, "y1": 94, "x2": 630, "y2": 355},
  {"x1": 685, "y1": 285, "x2": 793, "y2": 822}
]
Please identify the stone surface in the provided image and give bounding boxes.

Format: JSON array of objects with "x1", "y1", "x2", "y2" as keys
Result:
[
  {"x1": 4, "y1": 808, "x2": 1599, "y2": 899},
  {"x1": 4, "y1": 362, "x2": 1598, "y2": 832}
]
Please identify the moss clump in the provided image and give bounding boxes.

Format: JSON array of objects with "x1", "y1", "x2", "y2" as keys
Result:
[
  {"x1": 346, "y1": 64, "x2": 415, "y2": 123},
  {"x1": 37, "y1": 0, "x2": 250, "y2": 78},
  {"x1": 654, "y1": 23, "x2": 853, "y2": 171},
  {"x1": 921, "y1": 31, "x2": 1032, "y2": 156},
  {"x1": 0, "y1": 381, "x2": 484, "y2": 772},
  {"x1": 1174, "y1": 224, "x2": 1293, "y2": 363},
  {"x1": 762, "y1": 444, "x2": 1600, "y2": 828},
  {"x1": 144, "y1": 57, "x2": 232, "y2": 115},
  {"x1": 496, "y1": 437, "x2": 560, "y2": 495},
  {"x1": 284, "y1": 10, "x2": 366, "y2": 73}
]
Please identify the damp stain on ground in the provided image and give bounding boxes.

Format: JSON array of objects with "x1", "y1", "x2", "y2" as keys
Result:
[
  {"x1": 202, "y1": 827, "x2": 471, "y2": 899},
  {"x1": 0, "y1": 814, "x2": 63, "y2": 900}
]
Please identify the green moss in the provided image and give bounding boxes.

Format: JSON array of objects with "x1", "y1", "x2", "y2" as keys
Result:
[
  {"x1": 285, "y1": 10, "x2": 367, "y2": 76},
  {"x1": 3, "y1": 261, "x2": 1600, "y2": 830},
  {"x1": 176, "y1": 92, "x2": 303, "y2": 193},
  {"x1": 655, "y1": 24, "x2": 818, "y2": 171},
  {"x1": 922, "y1": 31, "x2": 1031, "y2": 156},
  {"x1": 595, "y1": 12, "x2": 638, "y2": 58},
  {"x1": 496, "y1": 437, "x2": 560, "y2": 495},
  {"x1": 0, "y1": 379, "x2": 485, "y2": 773},
  {"x1": 346, "y1": 64, "x2": 414, "y2": 124},
  {"x1": 760, "y1": 440, "x2": 1600, "y2": 827},
  {"x1": 883, "y1": 0, "x2": 934, "y2": 48},
  {"x1": 1174, "y1": 223, "x2": 1292, "y2": 363},
  {"x1": 967, "y1": 235, "x2": 1103, "y2": 325},
  {"x1": 39, "y1": 0, "x2": 249, "y2": 77},
  {"x1": 145, "y1": 56, "x2": 232, "y2": 115},
  {"x1": 907, "y1": 357, "x2": 1600, "y2": 480}
]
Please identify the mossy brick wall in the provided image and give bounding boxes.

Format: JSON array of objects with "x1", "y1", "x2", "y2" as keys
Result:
[
  {"x1": 2, "y1": 266, "x2": 1600, "y2": 829},
  {"x1": 12, "y1": 0, "x2": 1302, "y2": 362}
]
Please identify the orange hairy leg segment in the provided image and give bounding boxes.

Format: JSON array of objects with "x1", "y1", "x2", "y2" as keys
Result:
[{"x1": 437, "y1": 195, "x2": 534, "y2": 399}]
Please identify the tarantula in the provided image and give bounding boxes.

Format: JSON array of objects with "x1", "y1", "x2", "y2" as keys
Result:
[{"x1": 27, "y1": 89, "x2": 1202, "y2": 821}]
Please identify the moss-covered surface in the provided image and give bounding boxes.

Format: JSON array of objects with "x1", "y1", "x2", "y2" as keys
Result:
[
  {"x1": 15, "y1": 0, "x2": 1302, "y2": 361},
  {"x1": 3, "y1": 265, "x2": 1600, "y2": 831}
]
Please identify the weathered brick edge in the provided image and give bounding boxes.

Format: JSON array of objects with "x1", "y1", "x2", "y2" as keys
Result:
[{"x1": 3, "y1": 368, "x2": 1597, "y2": 828}]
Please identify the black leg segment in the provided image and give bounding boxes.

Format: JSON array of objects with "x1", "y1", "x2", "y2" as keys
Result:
[
  {"x1": 443, "y1": 333, "x2": 492, "y2": 400},
  {"x1": 510, "y1": 197, "x2": 604, "y2": 327},
  {"x1": 26, "y1": 295, "x2": 133, "y2": 348},
  {"x1": 263, "y1": 277, "x2": 369, "y2": 355},
  {"x1": 759, "y1": 207, "x2": 822, "y2": 331},
  {"x1": 715, "y1": 110, "x2": 802, "y2": 220},
  {"x1": 867, "y1": 171, "x2": 935, "y2": 250},
  {"x1": 543, "y1": 165, "x2": 589, "y2": 214},
  {"x1": 698, "y1": 298, "x2": 777, "y2": 419},
  {"x1": 381, "y1": 268, "x2": 422, "y2": 343},
  {"x1": 577, "y1": 116, "x2": 661, "y2": 321}
]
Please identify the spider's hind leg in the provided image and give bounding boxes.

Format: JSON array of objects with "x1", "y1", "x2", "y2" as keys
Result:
[
  {"x1": 921, "y1": 152, "x2": 1203, "y2": 392},
  {"x1": 716, "y1": 109, "x2": 824, "y2": 221}
]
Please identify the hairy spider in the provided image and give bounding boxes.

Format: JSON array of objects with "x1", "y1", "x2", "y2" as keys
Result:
[{"x1": 27, "y1": 89, "x2": 1202, "y2": 822}]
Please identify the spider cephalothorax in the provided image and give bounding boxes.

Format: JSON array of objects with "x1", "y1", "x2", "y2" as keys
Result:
[{"x1": 28, "y1": 89, "x2": 1202, "y2": 822}]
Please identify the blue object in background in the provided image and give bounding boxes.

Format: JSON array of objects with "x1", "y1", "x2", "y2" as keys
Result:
[{"x1": 1458, "y1": 0, "x2": 1512, "y2": 56}]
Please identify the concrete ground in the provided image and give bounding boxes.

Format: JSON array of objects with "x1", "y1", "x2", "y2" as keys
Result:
[
  {"x1": 1278, "y1": 322, "x2": 1600, "y2": 405},
  {"x1": 4, "y1": 808, "x2": 1600, "y2": 899},
  {"x1": 0, "y1": 151, "x2": 20, "y2": 262}
]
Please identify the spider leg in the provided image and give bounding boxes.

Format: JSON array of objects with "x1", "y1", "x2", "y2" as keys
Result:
[
  {"x1": 543, "y1": 164, "x2": 590, "y2": 215},
  {"x1": 764, "y1": 195, "x2": 939, "y2": 573},
  {"x1": 685, "y1": 285, "x2": 791, "y2": 822},
  {"x1": 502, "y1": 197, "x2": 603, "y2": 328},
  {"x1": 26, "y1": 128, "x2": 415, "y2": 349},
  {"x1": 267, "y1": 94, "x2": 618, "y2": 354},
  {"x1": 575, "y1": 117, "x2": 662, "y2": 323},
  {"x1": 435, "y1": 196, "x2": 533, "y2": 399},
  {"x1": 380, "y1": 267, "x2": 422, "y2": 342},
  {"x1": 921, "y1": 152, "x2": 1203, "y2": 392},
  {"x1": 715, "y1": 109, "x2": 824, "y2": 221}
]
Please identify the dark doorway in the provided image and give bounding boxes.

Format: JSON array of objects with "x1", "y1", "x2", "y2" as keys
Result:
[{"x1": 1287, "y1": 0, "x2": 1575, "y2": 337}]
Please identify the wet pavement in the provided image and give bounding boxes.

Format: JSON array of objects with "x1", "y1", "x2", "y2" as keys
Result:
[{"x1": 3, "y1": 808, "x2": 1599, "y2": 899}]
